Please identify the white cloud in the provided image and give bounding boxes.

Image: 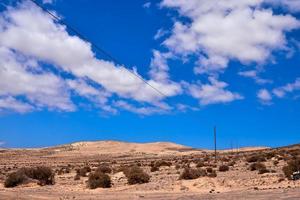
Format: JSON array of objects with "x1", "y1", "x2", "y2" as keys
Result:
[
  {"x1": 154, "y1": 28, "x2": 168, "y2": 40},
  {"x1": 188, "y1": 77, "x2": 243, "y2": 105},
  {"x1": 238, "y1": 70, "x2": 273, "y2": 84},
  {"x1": 42, "y1": 0, "x2": 54, "y2": 4},
  {"x1": 161, "y1": 0, "x2": 300, "y2": 74},
  {"x1": 273, "y1": 78, "x2": 300, "y2": 98},
  {"x1": 257, "y1": 88, "x2": 272, "y2": 103},
  {"x1": 0, "y1": 1, "x2": 182, "y2": 114},
  {"x1": 113, "y1": 100, "x2": 170, "y2": 115},
  {"x1": 0, "y1": 47, "x2": 75, "y2": 111},
  {"x1": 149, "y1": 50, "x2": 172, "y2": 82},
  {"x1": 176, "y1": 103, "x2": 199, "y2": 112},
  {"x1": 143, "y1": 2, "x2": 151, "y2": 9},
  {"x1": 266, "y1": 0, "x2": 300, "y2": 13},
  {"x1": 0, "y1": 96, "x2": 33, "y2": 113}
]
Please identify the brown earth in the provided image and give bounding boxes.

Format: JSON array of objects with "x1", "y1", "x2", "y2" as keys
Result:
[{"x1": 0, "y1": 141, "x2": 300, "y2": 199}]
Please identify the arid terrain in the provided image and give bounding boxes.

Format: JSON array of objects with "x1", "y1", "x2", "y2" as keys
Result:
[{"x1": 0, "y1": 141, "x2": 300, "y2": 199}]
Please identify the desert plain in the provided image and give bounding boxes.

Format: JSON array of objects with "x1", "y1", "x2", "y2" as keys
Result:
[{"x1": 0, "y1": 141, "x2": 300, "y2": 199}]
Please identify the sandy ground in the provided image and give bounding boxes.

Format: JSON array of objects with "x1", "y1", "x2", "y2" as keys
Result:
[{"x1": 0, "y1": 141, "x2": 299, "y2": 199}]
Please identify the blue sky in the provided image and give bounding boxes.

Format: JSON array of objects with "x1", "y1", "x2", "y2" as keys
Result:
[{"x1": 0, "y1": 0, "x2": 300, "y2": 149}]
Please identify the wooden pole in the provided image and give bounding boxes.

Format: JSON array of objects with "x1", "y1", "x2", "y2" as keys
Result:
[{"x1": 214, "y1": 126, "x2": 217, "y2": 163}]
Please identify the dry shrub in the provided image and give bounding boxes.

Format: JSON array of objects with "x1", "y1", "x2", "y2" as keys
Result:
[
  {"x1": 154, "y1": 160, "x2": 172, "y2": 168},
  {"x1": 87, "y1": 171, "x2": 111, "y2": 189},
  {"x1": 206, "y1": 167, "x2": 213, "y2": 173},
  {"x1": 219, "y1": 165, "x2": 229, "y2": 172},
  {"x1": 179, "y1": 168, "x2": 207, "y2": 180},
  {"x1": 175, "y1": 164, "x2": 181, "y2": 170},
  {"x1": 74, "y1": 174, "x2": 80, "y2": 180},
  {"x1": 4, "y1": 166, "x2": 54, "y2": 188},
  {"x1": 246, "y1": 154, "x2": 266, "y2": 163},
  {"x1": 221, "y1": 157, "x2": 230, "y2": 162},
  {"x1": 249, "y1": 162, "x2": 269, "y2": 174},
  {"x1": 207, "y1": 170, "x2": 217, "y2": 178},
  {"x1": 273, "y1": 160, "x2": 279, "y2": 166},
  {"x1": 124, "y1": 165, "x2": 150, "y2": 185},
  {"x1": 228, "y1": 161, "x2": 236, "y2": 166},
  {"x1": 77, "y1": 166, "x2": 91, "y2": 177},
  {"x1": 282, "y1": 159, "x2": 300, "y2": 179},
  {"x1": 150, "y1": 165, "x2": 159, "y2": 172},
  {"x1": 24, "y1": 166, "x2": 55, "y2": 185},
  {"x1": 196, "y1": 161, "x2": 205, "y2": 168},
  {"x1": 4, "y1": 171, "x2": 27, "y2": 188},
  {"x1": 265, "y1": 152, "x2": 276, "y2": 159},
  {"x1": 96, "y1": 164, "x2": 112, "y2": 174}
]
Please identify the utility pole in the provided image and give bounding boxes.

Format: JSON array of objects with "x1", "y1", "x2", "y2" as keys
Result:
[{"x1": 214, "y1": 126, "x2": 217, "y2": 163}]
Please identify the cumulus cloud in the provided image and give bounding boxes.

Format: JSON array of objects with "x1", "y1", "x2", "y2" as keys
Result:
[
  {"x1": 0, "y1": 1, "x2": 182, "y2": 114},
  {"x1": 0, "y1": 47, "x2": 74, "y2": 111},
  {"x1": 266, "y1": 0, "x2": 300, "y2": 13},
  {"x1": 149, "y1": 50, "x2": 173, "y2": 82},
  {"x1": 161, "y1": 0, "x2": 300, "y2": 74},
  {"x1": 238, "y1": 70, "x2": 273, "y2": 84},
  {"x1": 257, "y1": 89, "x2": 272, "y2": 104},
  {"x1": 187, "y1": 77, "x2": 243, "y2": 105},
  {"x1": 273, "y1": 78, "x2": 300, "y2": 98},
  {"x1": 0, "y1": 96, "x2": 33, "y2": 113}
]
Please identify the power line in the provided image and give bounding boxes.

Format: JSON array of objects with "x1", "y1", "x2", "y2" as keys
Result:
[{"x1": 28, "y1": 0, "x2": 167, "y2": 98}]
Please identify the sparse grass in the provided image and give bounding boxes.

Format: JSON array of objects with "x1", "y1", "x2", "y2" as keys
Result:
[{"x1": 87, "y1": 171, "x2": 111, "y2": 189}]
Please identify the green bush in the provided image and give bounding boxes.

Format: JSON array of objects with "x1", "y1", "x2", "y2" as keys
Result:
[{"x1": 88, "y1": 172, "x2": 111, "y2": 189}]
